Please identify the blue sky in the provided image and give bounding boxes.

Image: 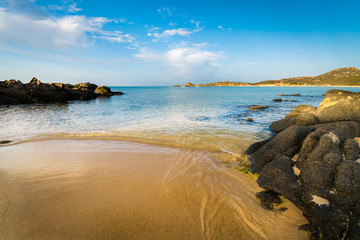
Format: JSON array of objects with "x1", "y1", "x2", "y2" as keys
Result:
[{"x1": 0, "y1": 0, "x2": 359, "y2": 86}]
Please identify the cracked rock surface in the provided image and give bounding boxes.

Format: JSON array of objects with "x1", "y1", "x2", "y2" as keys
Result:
[{"x1": 246, "y1": 89, "x2": 360, "y2": 239}]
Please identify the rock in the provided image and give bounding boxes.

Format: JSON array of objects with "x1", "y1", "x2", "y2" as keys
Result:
[
  {"x1": 286, "y1": 105, "x2": 317, "y2": 117},
  {"x1": 29, "y1": 77, "x2": 42, "y2": 85},
  {"x1": 270, "y1": 105, "x2": 319, "y2": 132},
  {"x1": 184, "y1": 82, "x2": 196, "y2": 87},
  {"x1": 95, "y1": 86, "x2": 112, "y2": 96},
  {"x1": 0, "y1": 78, "x2": 123, "y2": 105},
  {"x1": 256, "y1": 190, "x2": 283, "y2": 210},
  {"x1": 246, "y1": 118, "x2": 253, "y2": 122},
  {"x1": 315, "y1": 89, "x2": 360, "y2": 123},
  {"x1": 74, "y1": 82, "x2": 98, "y2": 91},
  {"x1": 245, "y1": 90, "x2": 360, "y2": 239},
  {"x1": 343, "y1": 139, "x2": 359, "y2": 161},
  {"x1": 174, "y1": 84, "x2": 181, "y2": 87},
  {"x1": 279, "y1": 94, "x2": 301, "y2": 96},
  {"x1": 273, "y1": 98, "x2": 282, "y2": 102},
  {"x1": 248, "y1": 105, "x2": 269, "y2": 111},
  {"x1": 0, "y1": 140, "x2": 12, "y2": 144},
  {"x1": 249, "y1": 125, "x2": 314, "y2": 173},
  {"x1": 245, "y1": 139, "x2": 271, "y2": 155},
  {"x1": 257, "y1": 154, "x2": 303, "y2": 206}
]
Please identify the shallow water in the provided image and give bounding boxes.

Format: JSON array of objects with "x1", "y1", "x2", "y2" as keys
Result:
[
  {"x1": 1, "y1": 86, "x2": 359, "y2": 156},
  {"x1": 0, "y1": 140, "x2": 308, "y2": 240}
]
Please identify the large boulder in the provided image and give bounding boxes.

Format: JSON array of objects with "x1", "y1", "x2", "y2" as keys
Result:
[
  {"x1": 245, "y1": 90, "x2": 360, "y2": 239},
  {"x1": 250, "y1": 125, "x2": 314, "y2": 173},
  {"x1": 315, "y1": 89, "x2": 360, "y2": 123},
  {"x1": 270, "y1": 105, "x2": 319, "y2": 132},
  {"x1": 95, "y1": 86, "x2": 112, "y2": 96}
]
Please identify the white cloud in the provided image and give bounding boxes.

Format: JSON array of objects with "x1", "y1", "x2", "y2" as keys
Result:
[
  {"x1": 157, "y1": 7, "x2": 172, "y2": 16},
  {"x1": 93, "y1": 34, "x2": 134, "y2": 43},
  {"x1": 66, "y1": 3, "x2": 82, "y2": 13},
  {"x1": 48, "y1": 2, "x2": 82, "y2": 13},
  {"x1": 148, "y1": 28, "x2": 200, "y2": 39},
  {"x1": 218, "y1": 25, "x2": 224, "y2": 30},
  {"x1": 192, "y1": 42, "x2": 217, "y2": 48},
  {"x1": 134, "y1": 48, "x2": 160, "y2": 61},
  {"x1": 191, "y1": 19, "x2": 201, "y2": 28},
  {"x1": 230, "y1": 62, "x2": 258, "y2": 66},
  {"x1": 135, "y1": 47, "x2": 225, "y2": 77},
  {"x1": 0, "y1": 6, "x2": 135, "y2": 49}
]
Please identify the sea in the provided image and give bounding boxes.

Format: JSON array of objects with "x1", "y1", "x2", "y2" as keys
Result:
[{"x1": 1, "y1": 86, "x2": 359, "y2": 155}]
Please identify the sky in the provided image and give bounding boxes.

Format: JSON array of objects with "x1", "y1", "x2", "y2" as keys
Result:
[{"x1": 0, "y1": 0, "x2": 360, "y2": 86}]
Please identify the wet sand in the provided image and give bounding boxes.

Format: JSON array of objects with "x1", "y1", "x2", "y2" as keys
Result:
[{"x1": 0, "y1": 140, "x2": 308, "y2": 239}]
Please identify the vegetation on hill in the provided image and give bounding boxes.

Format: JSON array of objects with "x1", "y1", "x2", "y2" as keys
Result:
[
  {"x1": 256, "y1": 67, "x2": 360, "y2": 86},
  {"x1": 175, "y1": 67, "x2": 360, "y2": 87}
]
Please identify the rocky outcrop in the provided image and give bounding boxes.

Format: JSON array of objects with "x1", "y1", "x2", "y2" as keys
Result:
[
  {"x1": 184, "y1": 82, "x2": 196, "y2": 87},
  {"x1": 246, "y1": 89, "x2": 360, "y2": 239},
  {"x1": 248, "y1": 105, "x2": 270, "y2": 111},
  {"x1": 0, "y1": 78, "x2": 123, "y2": 105}
]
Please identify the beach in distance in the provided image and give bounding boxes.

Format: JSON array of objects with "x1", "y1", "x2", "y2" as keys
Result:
[{"x1": 1, "y1": 85, "x2": 360, "y2": 239}]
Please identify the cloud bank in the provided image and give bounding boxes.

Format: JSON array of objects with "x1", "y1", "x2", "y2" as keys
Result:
[
  {"x1": 0, "y1": 1, "x2": 134, "y2": 49},
  {"x1": 136, "y1": 47, "x2": 225, "y2": 78}
]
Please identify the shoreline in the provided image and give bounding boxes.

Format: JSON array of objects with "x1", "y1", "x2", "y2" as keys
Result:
[
  {"x1": 0, "y1": 139, "x2": 308, "y2": 239},
  {"x1": 176, "y1": 84, "x2": 360, "y2": 87}
]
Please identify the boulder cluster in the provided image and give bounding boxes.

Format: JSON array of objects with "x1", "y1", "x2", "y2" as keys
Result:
[
  {"x1": 0, "y1": 77, "x2": 123, "y2": 105},
  {"x1": 246, "y1": 89, "x2": 360, "y2": 239}
]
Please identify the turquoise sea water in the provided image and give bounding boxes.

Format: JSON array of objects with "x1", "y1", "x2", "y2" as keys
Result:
[{"x1": 1, "y1": 86, "x2": 359, "y2": 155}]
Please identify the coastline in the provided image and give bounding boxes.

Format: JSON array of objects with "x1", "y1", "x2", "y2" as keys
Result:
[
  {"x1": 0, "y1": 139, "x2": 308, "y2": 239},
  {"x1": 177, "y1": 84, "x2": 360, "y2": 87}
]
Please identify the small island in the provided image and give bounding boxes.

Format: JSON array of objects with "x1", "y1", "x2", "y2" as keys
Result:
[{"x1": 175, "y1": 67, "x2": 360, "y2": 87}]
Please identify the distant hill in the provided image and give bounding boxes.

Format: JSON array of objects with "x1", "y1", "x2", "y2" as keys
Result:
[
  {"x1": 175, "y1": 67, "x2": 360, "y2": 87},
  {"x1": 198, "y1": 81, "x2": 252, "y2": 87},
  {"x1": 256, "y1": 67, "x2": 360, "y2": 86}
]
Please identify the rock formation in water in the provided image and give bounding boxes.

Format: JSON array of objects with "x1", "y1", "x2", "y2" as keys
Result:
[
  {"x1": 246, "y1": 89, "x2": 360, "y2": 239},
  {"x1": 0, "y1": 77, "x2": 123, "y2": 105}
]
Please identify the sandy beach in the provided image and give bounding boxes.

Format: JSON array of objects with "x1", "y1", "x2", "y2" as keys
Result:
[{"x1": 0, "y1": 140, "x2": 308, "y2": 239}]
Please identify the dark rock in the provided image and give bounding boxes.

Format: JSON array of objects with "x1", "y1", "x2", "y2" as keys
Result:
[
  {"x1": 303, "y1": 205, "x2": 348, "y2": 240},
  {"x1": 248, "y1": 105, "x2": 269, "y2": 111},
  {"x1": 245, "y1": 90, "x2": 360, "y2": 239},
  {"x1": 299, "y1": 223, "x2": 319, "y2": 238},
  {"x1": 257, "y1": 154, "x2": 303, "y2": 206},
  {"x1": 74, "y1": 82, "x2": 98, "y2": 91},
  {"x1": 269, "y1": 118, "x2": 297, "y2": 132},
  {"x1": 343, "y1": 139, "x2": 359, "y2": 161},
  {"x1": 29, "y1": 77, "x2": 42, "y2": 85},
  {"x1": 279, "y1": 94, "x2": 301, "y2": 96},
  {"x1": 249, "y1": 125, "x2": 314, "y2": 173},
  {"x1": 0, "y1": 140, "x2": 12, "y2": 144},
  {"x1": 244, "y1": 139, "x2": 271, "y2": 155},
  {"x1": 256, "y1": 190, "x2": 283, "y2": 210},
  {"x1": 246, "y1": 118, "x2": 253, "y2": 122},
  {"x1": 273, "y1": 98, "x2": 282, "y2": 102},
  {"x1": 270, "y1": 105, "x2": 319, "y2": 132},
  {"x1": 0, "y1": 78, "x2": 122, "y2": 105}
]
